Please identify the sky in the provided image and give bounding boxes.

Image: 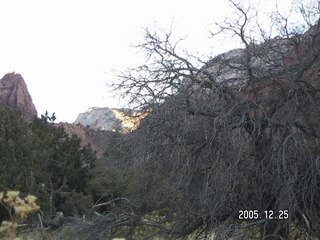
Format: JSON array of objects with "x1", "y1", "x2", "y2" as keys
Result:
[{"x1": 0, "y1": 0, "x2": 304, "y2": 122}]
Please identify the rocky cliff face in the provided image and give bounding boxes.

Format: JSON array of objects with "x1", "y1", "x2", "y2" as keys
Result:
[
  {"x1": 74, "y1": 107, "x2": 121, "y2": 131},
  {"x1": 202, "y1": 39, "x2": 292, "y2": 88},
  {"x1": 56, "y1": 108, "x2": 146, "y2": 157},
  {"x1": 203, "y1": 24, "x2": 320, "y2": 88},
  {"x1": 74, "y1": 107, "x2": 144, "y2": 132},
  {"x1": 0, "y1": 72, "x2": 37, "y2": 119}
]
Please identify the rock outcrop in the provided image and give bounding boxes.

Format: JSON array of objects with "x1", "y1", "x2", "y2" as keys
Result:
[
  {"x1": 74, "y1": 107, "x2": 121, "y2": 131},
  {"x1": 74, "y1": 107, "x2": 144, "y2": 132},
  {"x1": 0, "y1": 72, "x2": 37, "y2": 119},
  {"x1": 202, "y1": 23, "x2": 320, "y2": 89},
  {"x1": 56, "y1": 122, "x2": 115, "y2": 157}
]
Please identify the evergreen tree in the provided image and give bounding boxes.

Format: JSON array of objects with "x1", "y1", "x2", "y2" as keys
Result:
[{"x1": 0, "y1": 108, "x2": 96, "y2": 218}]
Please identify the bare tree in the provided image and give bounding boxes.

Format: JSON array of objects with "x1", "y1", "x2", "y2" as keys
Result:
[{"x1": 93, "y1": 1, "x2": 320, "y2": 239}]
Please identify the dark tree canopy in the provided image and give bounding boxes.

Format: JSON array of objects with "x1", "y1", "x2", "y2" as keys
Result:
[{"x1": 0, "y1": 108, "x2": 96, "y2": 219}]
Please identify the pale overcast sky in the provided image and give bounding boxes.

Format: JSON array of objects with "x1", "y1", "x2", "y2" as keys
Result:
[{"x1": 0, "y1": 0, "x2": 303, "y2": 122}]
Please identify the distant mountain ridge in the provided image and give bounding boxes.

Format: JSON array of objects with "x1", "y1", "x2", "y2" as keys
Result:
[
  {"x1": 74, "y1": 107, "x2": 144, "y2": 132},
  {"x1": 74, "y1": 107, "x2": 121, "y2": 130},
  {"x1": 0, "y1": 72, "x2": 142, "y2": 157}
]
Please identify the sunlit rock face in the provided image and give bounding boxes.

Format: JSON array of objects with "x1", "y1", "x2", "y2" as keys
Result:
[
  {"x1": 0, "y1": 72, "x2": 37, "y2": 119},
  {"x1": 74, "y1": 107, "x2": 143, "y2": 132},
  {"x1": 74, "y1": 107, "x2": 121, "y2": 131}
]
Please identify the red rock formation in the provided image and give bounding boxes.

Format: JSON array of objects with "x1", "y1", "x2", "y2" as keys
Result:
[
  {"x1": 56, "y1": 122, "x2": 114, "y2": 157},
  {"x1": 0, "y1": 72, "x2": 37, "y2": 119}
]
